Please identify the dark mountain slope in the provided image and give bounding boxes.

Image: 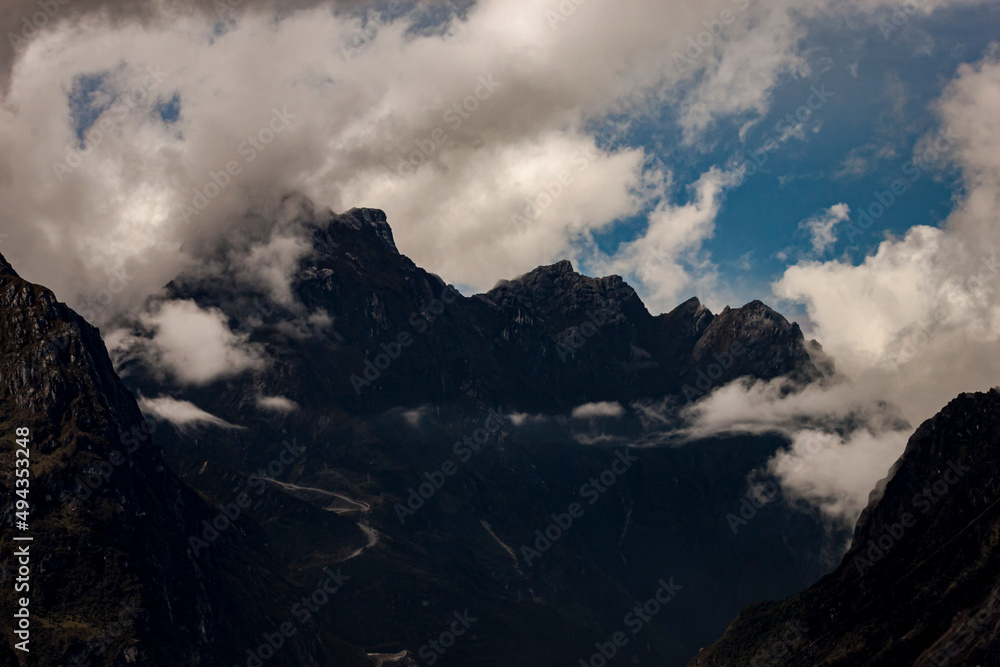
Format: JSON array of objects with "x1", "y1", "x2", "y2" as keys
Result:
[
  {"x1": 138, "y1": 198, "x2": 827, "y2": 414},
  {"x1": 111, "y1": 198, "x2": 852, "y2": 665},
  {"x1": 0, "y1": 254, "x2": 374, "y2": 666},
  {"x1": 692, "y1": 389, "x2": 1000, "y2": 667}
]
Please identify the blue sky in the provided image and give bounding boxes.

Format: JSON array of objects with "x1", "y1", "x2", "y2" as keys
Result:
[
  {"x1": 34, "y1": 0, "x2": 999, "y2": 340},
  {"x1": 3, "y1": 0, "x2": 1000, "y2": 516},
  {"x1": 580, "y1": 1, "x2": 1000, "y2": 313}
]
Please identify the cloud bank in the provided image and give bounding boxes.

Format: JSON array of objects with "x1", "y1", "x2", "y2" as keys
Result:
[
  {"x1": 684, "y1": 52, "x2": 1000, "y2": 526},
  {"x1": 1, "y1": 0, "x2": 977, "y2": 321},
  {"x1": 1, "y1": 0, "x2": 996, "y2": 528},
  {"x1": 138, "y1": 395, "x2": 244, "y2": 431}
]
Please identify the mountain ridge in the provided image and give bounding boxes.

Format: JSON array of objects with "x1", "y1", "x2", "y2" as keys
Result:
[
  {"x1": 144, "y1": 198, "x2": 829, "y2": 413},
  {"x1": 692, "y1": 388, "x2": 1000, "y2": 666},
  {"x1": 0, "y1": 250, "x2": 377, "y2": 666},
  {"x1": 108, "y1": 199, "x2": 850, "y2": 665}
]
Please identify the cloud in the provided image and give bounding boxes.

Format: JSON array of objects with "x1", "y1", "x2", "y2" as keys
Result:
[
  {"x1": 257, "y1": 395, "x2": 299, "y2": 413},
  {"x1": 1, "y1": 0, "x2": 995, "y2": 528},
  {"x1": 677, "y1": 374, "x2": 912, "y2": 524},
  {"x1": 835, "y1": 143, "x2": 898, "y2": 179},
  {"x1": 509, "y1": 412, "x2": 540, "y2": 427},
  {"x1": 679, "y1": 51, "x2": 1000, "y2": 525},
  {"x1": 138, "y1": 395, "x2": 244, "y2": 431},
  {"x1": 138, "y1": 299, "x2": 266, "y2": 385},
  {"x1": 766, "y1": 428, "x2": 910, "y2": 520},
  {"x1": 0, "y1": 0, "x2": 983, "y2": 321},
  {"x1": 677, "y1": 375, "x2": 907, "y2": 441},
  {"x1": 571, "y1": 401, "x2": 625, "y2": 419},
  {"x1": 592, "y1": 167, "x2": 731, "y2": 313},
  {"x1": 675, "y1": 3, "x2": 810, "y2": 142},
  {"x1": 401, "y1": 406, "x2": 430, "y2": 426},
  {"x1": 799, "y1": 203, "x2": 850, "y2": 255}
]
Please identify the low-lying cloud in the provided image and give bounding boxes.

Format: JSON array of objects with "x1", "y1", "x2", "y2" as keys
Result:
[
  {"x1": 683, "y1": 53, "x2": 1000, "y2": 526},
  {"x1": 571, "y1": 401, "x2": 625, "y2": 419},
  {"x1": 119, "y1": 299, "x2": 266, "y2": 385},
  {"x1": 138, "y1": 395, "x2": 244, "y2": 431}
]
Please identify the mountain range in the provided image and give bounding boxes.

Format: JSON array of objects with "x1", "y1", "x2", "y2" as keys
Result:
[{"x1": 2, "y1": 198, "x2": 998, "y2": 665}]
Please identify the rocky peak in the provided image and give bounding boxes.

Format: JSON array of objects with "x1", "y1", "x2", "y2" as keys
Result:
[
  {"x1": 0, "y1": 250, "x2": 17, "y2": 278},
  {"x1": 0, "y1": 251, "x2": 375, "y2": 666},
  {"x1": 484, "y1": 260, "x2": 642, "y2": 321},
  {"x1": 687, "y1": 299, "x2": 822, "y2": 385},
  {"x1": 331, "y1": 207, "x2": 399, "y2": 253},
  {"x1": 694, "y1": 388, "x2": 1000, "y2": 666},
  {"x1": 661, "y1": 296, "x2": 714, "y2": 329},
  {"x1": 720, "y1": 300, "x2": 793, "y2": 330}
]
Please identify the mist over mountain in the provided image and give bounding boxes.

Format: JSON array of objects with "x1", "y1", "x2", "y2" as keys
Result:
[
  {"x1": 694, "y1": 389, "x2": 1000, "y2": 666},
  {"x1": 4, "y1": 194, "x2": 1000, "y2": 666},
  {"x1": 0, "y1": 251, "x2": 375, "y2": 666},
  {"x1": 3, "y1": 0, "x2": 1000, "y2": 665},
  {"x1": 78, "y1": 197, "x2": 853, "y2": 666}
]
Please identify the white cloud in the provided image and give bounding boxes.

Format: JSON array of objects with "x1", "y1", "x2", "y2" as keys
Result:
[
  {"x1": 257, "y1": 395, "x2": 299, "y2": 413},
  {"x1": 401, "y1": 407, "x2": 430, "y2": 426},
  {"x1": 677, "y1": 374, "x2": 912, "y2": 524},
  {"x1": 676, "y1": 4, "x2": 810, "y2": 142},
  {"x1": 592, "y1": 168, "x2": 731, "y2": 313},
  {"x1": 0, "y1": 0, "x2": 982, "y2": 318},
  {"x1": 138, "y1": 395, "x2": 244, "y2": 431},
  {"x1": 679, "y1": 52, "x2": 1000, "y2": 525},
  {"x1": 0, "y1": 0, "x2": 994, "y2": 528},
  {"x1": 799, "y1": 203, "x2": 850, "y2": 255},
  {"x1": 767, "y1": 428, "x2": 910, "y2": 521},
  {"x1": 571, "y1": 401, "x2": 625, "y2": 419},
  {"x1": 139, "y1": 299, "x2": 266, "y2": 385}
]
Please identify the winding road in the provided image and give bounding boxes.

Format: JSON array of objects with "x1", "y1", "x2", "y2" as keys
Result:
[{"x1": 256, "y1": 476, "x2": 380, "y2": 561}]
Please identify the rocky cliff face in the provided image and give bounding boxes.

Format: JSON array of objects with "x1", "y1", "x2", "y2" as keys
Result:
[
  {"x1": 133, "y1": 198, "x2": 827, "y2": 413},
  {"x1": 0, "y1": 254, "x2": 373, "y2": 666},
  {"x1": 692, "y1": 389, "x2": 1000, "y2": 666},
  {"x1": 106, "y1": 198, "x2": 848, "y2": 666}
]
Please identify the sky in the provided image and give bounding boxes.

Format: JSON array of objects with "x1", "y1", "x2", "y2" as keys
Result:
[{"x1": 1, "y1": 0, "x2": 999, "y2": 526}]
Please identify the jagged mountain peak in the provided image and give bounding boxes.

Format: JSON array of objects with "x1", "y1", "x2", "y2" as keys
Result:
[
  {"x1": 709, "y1": 300, "x2": 803, "y2": 340},
  {"x1": 330, "y1": 207, "x2": 398, "y2": 253},
  {"x1": 674, "y1": 295, "x2": 703, "y2": 310},
  {"x1": 532, "y1": 258, "x2": 576, "y2": 276},
  {"x1": 0, "y1": 250, "x2": 17, "y2": 278},
  {"x1": 0, "y1": 249, "x2": 377, "y2": 666},
  {"x1": 133, "y1": 197, "x2": 829, "y2": 412},
  {"x1": 663, "y1": 295, "x2": 713, "y2": 323},
  {"x1": 722, "y1": 299, "x2": 789, "y2": 323},
  {"x1": 694, "y1": 387, "x2": 1000, "y2": 666},
  {"x1": 484, "y1": 259, "x2": 641, "y2": 321},
  {"x1": 486, "y1": 259, "x2": 581, "y2": 294}
]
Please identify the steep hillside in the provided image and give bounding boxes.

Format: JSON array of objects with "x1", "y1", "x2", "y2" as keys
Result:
[
  {"x1": 0, "y1": 252, "x2": 374, "y2": 666},
  {"x1": 692, "y1": 389, "x2": 1000, "y2": 666},
  {"x1": 111, "y1": 198, "x2": 850, "y2": 665}
]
